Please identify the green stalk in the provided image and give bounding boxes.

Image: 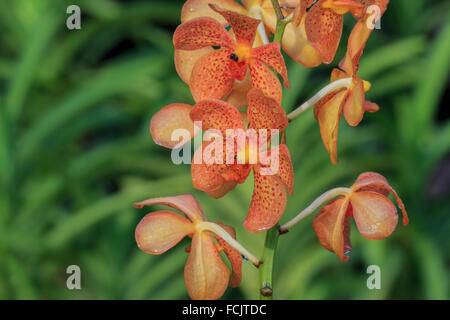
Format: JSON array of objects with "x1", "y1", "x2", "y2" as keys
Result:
[
  {"x1": 259, "y1": 226, "x2": 280, "y2": 299},
  {"x1": 270, "y1": 0, "x2": 292, "y2": 43}
]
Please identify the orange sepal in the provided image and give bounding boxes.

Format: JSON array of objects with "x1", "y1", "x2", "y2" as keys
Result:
[
  {"x1": 251, "y1": 42, "x2": 290, "y2": 88},
  {"x1": 312, "y1": 196, "x2": 352, "y2": 262},
  {"x1": 134, "y1": 194, "x2": 205, "y2": 222},
  {"x1": 275, "y1": 144, "x2": 294, "y2": 195},
  {"x1": 190, "y1": 99, "x2": 244, "y2": 134},
  {"x1": 305, "y1": 0, "x2": 343, "y2": 64},
  {"x1": 135, "y1": 211, "x2": 195, "y2": 255},
  {"x1": 244, "y1": 166, "x2": 287, "y2": 233},
  {"x1": 339, "y1": 18, "x2": 372, "y2": 75},
  {"x1": 343, "y1": 77, "x2": 365, "y2": 126},
  {"x1": 150, "y1": 103, "x2": 198, "y2": 149},
  {"x1": 175, "y1": 47, "x2": 214, "y2": 84},
  {"x1": 248, "y1": 59, "x2": 282, "y2": 104},
  {"x1": 209, "y1": 4, "x2": 260, "y2": 47},
  {"x1": 173, "y1": 17, "x2": 234, "y2": 50},
  {"x1": 350, "y1": 191, "x2": 398, "y2": 240},
  {"x1": 185, "y1": 233, "x2": 230, "y2": 300},
  {"x1": 214, "y1": 222, "x2": 242, "y2": 287},
  {"x1": 247, "y1": 88, "x2": 288, "y2": 132},
  {"x1": 322, "y1": 0, "x2": 364, "y2": 16},
  {"x1": 191, "y1": 142, "x2": 251, "y2": 198},
  {"x1": 181, "y1": 0, "x2": 246, "y2": 24},
  {"x1": 352, "y1": 172, "x2": 408, "y2": 226},
  {"x1": 314, "y1": 90, "x2": 348, "y2": 164},
  {"x1": 190, "y1": 48, "x2": 235, "y2": 102}
]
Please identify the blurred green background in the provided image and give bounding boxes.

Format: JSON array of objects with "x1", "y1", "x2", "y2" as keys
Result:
[{"x1": 0, "y1": 0, "x2": 449, "y2": 300}]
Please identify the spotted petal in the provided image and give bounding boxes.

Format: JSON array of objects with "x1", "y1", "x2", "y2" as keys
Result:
[
  {"x1": 251, "y1": 42, "x2": 290, "y2": 88},
  {"x1": 305, "y1": 0, "x2": 343, "y2": 64},
  {"x1": 185, "y1": 233, "x2": 230, "y2": 300},
  {"x1": 244, "y1": 165, "x2": 287, "y2": 233},
  {"x1": 181, "y1": 0, "x2": 247, "y2": 24},
  {"x1": 135, "y1": 211, "x2": 195, "y2": 255},
  {"x1": 173, "y1": 17, "x2": 234, "y2": 50},
  {"x1": 209, "y1": 4, "x2": 260, "y2": 47},
  {"x1": 247, "y1": 88, "x2": 288, "y2": 131},
  {"x1": 350, "y1": 191, "x2": 398, "y2": 240},
  {"x1": 190, "y1": 48, "x2": 235, "y2": 102},
  {"x1": 249, "y1": 59, "x2": 282, "y2": 104},
  {"x1": 175, "y1": 47, "x2": 214, "y2": 84},
  {"x1": 190, "y1": 99, "x2": 244, "y2": 134},
  {"x1": 134, "y1": 194, "x2": 205, "y2": 222},
  {"x1": 150, "y1": 103, "x2": 198, "y2": 149},
  {"x1": 312, "y1": 196, "x2": 352, "y2": 262},
  {"x1": 191, "y1": 141, "x2": 251, "y2": 198}
]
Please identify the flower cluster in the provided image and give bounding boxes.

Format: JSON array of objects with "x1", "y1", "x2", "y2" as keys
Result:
[{"x1": 134, "y1": 0, "x2": 408, "y2": 300}]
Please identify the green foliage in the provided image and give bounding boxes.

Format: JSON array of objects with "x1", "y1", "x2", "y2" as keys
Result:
[{"x1": 0, "y1": 0, "x2": 448, "y2": 300}]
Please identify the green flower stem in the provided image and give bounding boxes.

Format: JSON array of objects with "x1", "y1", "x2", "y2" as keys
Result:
[
  {"x1": 270, "y1": 0, "x2": 292, "y2": 44},
  {"x1": 259, "y1": 226, "x2": 280, "y2": 299}
]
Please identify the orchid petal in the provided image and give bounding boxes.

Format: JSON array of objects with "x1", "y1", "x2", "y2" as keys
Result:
[
  {"x1": 352, "y1": 172, "x2": 409, "y2": 225},
  {"x1": 173, "y1": 17, "x2": 234, "y2": 50},
  {"x1": 134, "y1": 194, "x2": 205, "y2": 222},
  {"x1": 175, "y1": 47, "x2": 214, "y2": 84},
  {"x1": 314, "y1": 90, "x2": 348, "y2": 164},
  {"x1": 185, "y1": 233, "x2": 230, "y2": 300},
  {"x1": 350, "y1": 191, "x2": 398, "y2": 240},
  {"x1": 191, "y1": 99, "x2": 244, "y2": 134},
  {"x1": 343, "y1": 76, "x2": 365, "y2": 126},
  {"x1": 330, "y1": 67, "x2": 349, "y2": 82},
  {"x1": 190, "y1": 48, "x2": 235, "y2": 102},
  {"x1": 150, "y1": 103, "x2": 198, "y2": 149},
  {"x1": 278, "y1": 21, "x2": 322, "y2": 67},
  {"x1": 249, "y1": 59, "x2": 282, "y2": 104},
  {"x1": 181, "y1": 0, "x2": 247, "y2": 24},
  {"x1": 191, "y1": 142, "x2": 251, "y2": 198},
  {"x1": 247, "y1": 88, "x2": 288, "y2": 131},
  {"x1": 213, "y1": 222, "x2": 242, "y2": 287},
  {"x1": 251, "y1": 42, "x2": 290, "y2": 88},
  {"x1": 312, "y1": 196, "x2": 352, "y2": 262},
  {"x1": 209, "y1": 4, "x2": 260, "y2": 47},
  {"x1": 305, "y1": 0, "x2": 343, "y2": 64},
  {"x1": 339, "y1": 18, "x2": 371, "y2": 75},
  {"x1": 135, "y1": 211, "x2": 194, "y2": 255},
  {"x1": 244, "y1": 166, "x2": 287, "y2": 233}
]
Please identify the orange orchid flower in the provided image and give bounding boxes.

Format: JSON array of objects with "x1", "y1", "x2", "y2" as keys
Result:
[
  {"x1": 134, "y1": 194, "x2": 244, "y2": 300},
  {"x1": 176, "y1": 0, "x2": 298, "y2": 107},
  {"x1": 279, "y1": 0, "x2": 388, "y2": 67},
  {"x1": 190, "y1": 88, "x2": 294, "y2": 233},
  {"x1": 313, "y1": 0, "x2": 389, "y2": 164},
  {"x1": 173, "y1": 4, "x2": 290, "y2": 104},
  {"x1": 312, "y1": 172, "x2": 409, "y2": 262}
]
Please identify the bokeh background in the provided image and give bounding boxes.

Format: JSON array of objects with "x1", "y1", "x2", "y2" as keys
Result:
[{"x1": 0, "y1": 0, "x2": 449, "y2": 300}]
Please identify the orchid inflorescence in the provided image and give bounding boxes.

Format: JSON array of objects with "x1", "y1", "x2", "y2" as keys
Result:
[{"x1": 135, "y1": 0, "x2": 408, "y2": 300}]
